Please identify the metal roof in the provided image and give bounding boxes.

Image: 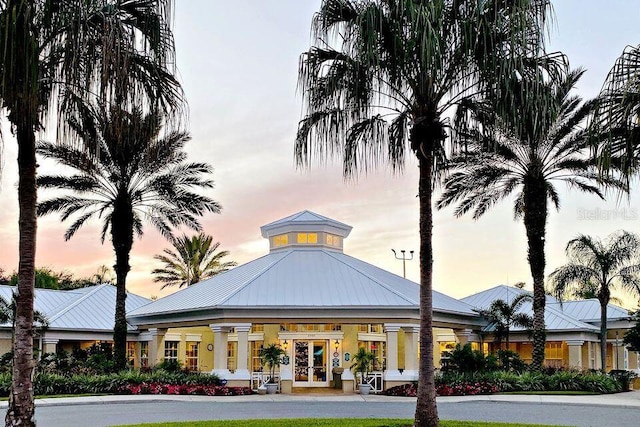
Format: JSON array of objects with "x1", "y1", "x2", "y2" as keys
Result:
[
  {"x1": 461, "y1": 285, "x2": 601, "y2": 332},
  {"x1": 548, "y1": 299, "x2": 630, "y2": 323},
  {"x1": 128, "y1": 248, "x2": 477, "y2": 319},
  {"x1": 0, "y1": 284, "x2": 150, "y2": 332}
]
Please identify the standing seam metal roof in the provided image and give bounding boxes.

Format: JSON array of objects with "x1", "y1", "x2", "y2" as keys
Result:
[{"x1": 128, "y1": 248, "x2": 477, "y2": 318}]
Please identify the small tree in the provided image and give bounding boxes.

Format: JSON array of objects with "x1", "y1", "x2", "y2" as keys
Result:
[
  {"x1": 477, "y1": 294, "x2": 534, "y2": 350},
  {"x1": 350, "y1": 347, "x2": 376, "y2": 384},
  {"x1": 259, "y1": 344, "x2": 285, "y2": 384}
]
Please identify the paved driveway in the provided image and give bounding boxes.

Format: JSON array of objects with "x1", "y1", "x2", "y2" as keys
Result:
[{"x1": 25, "y1": 392, "x2": 640, "y2": 427}]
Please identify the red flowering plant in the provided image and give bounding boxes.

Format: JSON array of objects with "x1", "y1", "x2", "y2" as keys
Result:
[{"x1": 118, "y1": 383, "x2": 253, "y2": 396}]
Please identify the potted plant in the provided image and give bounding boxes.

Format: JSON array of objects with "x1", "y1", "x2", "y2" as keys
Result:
[
  {"x1": 350, "y1": 347, "x2": 376, "y2": 395},
  {"x1": 259, "y1": 343, "x2": 286, "y2": 394}
]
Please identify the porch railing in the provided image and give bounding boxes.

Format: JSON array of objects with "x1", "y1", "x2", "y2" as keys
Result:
[
  {"x1": 356, "y1": 371, "x2": 384, "y2": 393},
  {"x1": 251, "y1": 371, "x2": 281, "y2": 392}
]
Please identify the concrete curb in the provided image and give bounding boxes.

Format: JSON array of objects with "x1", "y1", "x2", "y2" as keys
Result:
[{"x1": 0, "y1": 390, "x2": 636, "y2": 409}]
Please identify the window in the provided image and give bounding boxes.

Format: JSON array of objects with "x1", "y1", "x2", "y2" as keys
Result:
[
  {"x1": 357, "y1": 324, "x2": 383, "y2": 333},
  {"x1": 251, "y1": 341, "x2": 264, "y2": 372},
  {"x1": 126, "y1": 342, "x2": 136, "y2": 367},
  {"x1": 297, "y1": 233, "x2": 317, "y2": 244},
  {"x1": 164, "y1": 341, "x2": 178, "y2": 362},
  {"x1": 251, "y1": 324, "x2": 264, "y2": 333},
  {"x1": 186, "y1": 342, "x2": 199, "y2": 371},
  {"x1": 274, "y1": 234, "x2": 288, "y2": 246},
  {"x1": 227, "y1": 342, "x2": 237, "y2": 371},
  {"x1": 140, "y1": 342, "x2": 149, "y2": 368},
  {"x1": 544, "y1": 342, "x2": 563, "y2": 368},
  {"x1": 358, "y1": 341, "x2": 386, "y2": 371},
  {"x1": 326, "y1": 234, "x2": 341, "y2": 247}
]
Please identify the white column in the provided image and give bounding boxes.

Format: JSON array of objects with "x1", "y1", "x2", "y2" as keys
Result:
[
  {"x1": 454, "y1": 329, "x2": 473, "y2": 346},
  {"x1": 226, "y1": 323, "x2": 251, "y2": 380},
  {"x1": 210, "y1": 324, "x2": 231, "y2": 377},
  {"x1": 384, "y1": 323, "x2": 402, "y2": 381},
  {"x1": 42, "y1": 337, "x2": 59, "y2": 354},
  {"x1": 402, "y1": 326, "x2": 419, "y2": 380},
  {"x1": 148, "y1": 328, "x2": 167, "y2": 366}
]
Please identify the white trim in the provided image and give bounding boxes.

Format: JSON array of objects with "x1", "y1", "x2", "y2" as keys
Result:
[
  {"x1": 279, "y1": 332, "x2": 343, "y2": 340},
  {"x1": 164, "y1": 333, "x2": 182, "y2": 342},
  {"x1": 185, "y1": 334, "x2": 202, "y2": 342},
  {"x1": 358, "y1": 333, "x2": 385, "y2": 342}
]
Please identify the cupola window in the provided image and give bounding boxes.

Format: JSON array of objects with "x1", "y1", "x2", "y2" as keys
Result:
[
  {"x1": 274, "y1": 234, "x2": 288, "y2": 246},
  {"x1": 326, "y1": 234, "x2": 341, "y2": 247},
  {"x1": 297, "y1": 233, "x2": 318, "y2": 244}
]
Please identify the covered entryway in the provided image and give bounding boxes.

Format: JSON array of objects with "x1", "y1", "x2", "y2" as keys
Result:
[{"x1": 293, "y1": 340, "x2": 328, "y2": 387}]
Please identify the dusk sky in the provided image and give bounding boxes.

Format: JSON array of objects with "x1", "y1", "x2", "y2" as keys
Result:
[{"x1": 1, "y1": 1, "x2": 640, "y2": 304}]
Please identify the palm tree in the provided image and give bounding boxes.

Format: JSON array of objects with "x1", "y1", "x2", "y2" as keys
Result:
[
  {"x1": 37, "y1": 105, "x2": 219, "y2": 370},
  {"x1": 478, "y1": 294, "x2": 533, "y2": 350},
  {"x1": 0, "y1": 1, "x2": 182, "y2": 424},
  {"x1": 548, "y1": 231, "x2": 640, "y2": 372},
  {"x1": 437, "y1": 68, "x2": 624, "y2": 371},
  {"x1": 153, "y1": 233, "x2": 237, "y2": 289},
  {"x1": 296, "y1": 1, "x2": 553, "y2": 425},
  {"x1": 593, "y1": 45, "x2": 640, "y2": 178}
]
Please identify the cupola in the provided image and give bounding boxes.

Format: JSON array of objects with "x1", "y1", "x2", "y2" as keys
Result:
[{"x1": 260, "y1": 210, "x2": 352, "y2": 253}]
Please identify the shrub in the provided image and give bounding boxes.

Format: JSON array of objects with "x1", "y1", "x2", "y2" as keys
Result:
[
  {"x1": 441, "y1": 344, "x2": 496, "y2": 373},
  {"x1": 609, "y1": 370, "x2": 637, "y2": 392}
]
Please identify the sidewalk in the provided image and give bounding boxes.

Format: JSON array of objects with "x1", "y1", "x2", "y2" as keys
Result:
[{"x1": 1, "y1": 390, "x2": 638, "y2": 409}]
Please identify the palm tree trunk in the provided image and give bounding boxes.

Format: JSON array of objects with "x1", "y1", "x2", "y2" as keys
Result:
[
  {"x1": 523, "y1": 175, "x2": 547, "y2": 372},
  {"x1": 414, "y1": 140, "x2": 439, "y2": 427},
  {"x1": 599, "y1": 292, "x2": 610, "y2": 372},
  {"x1": 111, "y1": 197, "x2": 134, "y2": 371},
  {"x1": 6, "y1": 122, "x2": 37, "y2": 427}
]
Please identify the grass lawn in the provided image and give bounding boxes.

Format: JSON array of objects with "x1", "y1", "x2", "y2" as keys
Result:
[{"x1": 117, "y1": 419, "x2": 569, "y2": 427}]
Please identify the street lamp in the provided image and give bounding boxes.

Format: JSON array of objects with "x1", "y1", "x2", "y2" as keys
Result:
[{"x1": 391, "y1": 249, "x2": 414, "y2": 278}]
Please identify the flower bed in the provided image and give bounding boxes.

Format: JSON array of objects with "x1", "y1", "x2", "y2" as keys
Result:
[
  {"x1": 119, "y1": 382, "x2": 253, "y2": 396},
  {"x1": 384, "y1": 381, "x2": 497, "y2": 397}
]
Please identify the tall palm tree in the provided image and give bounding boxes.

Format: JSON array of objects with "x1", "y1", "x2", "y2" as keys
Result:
[
  {"x1": 478, "y1": 294, "x2": 533, "y2": 350},
  {"x1": 296, "y1": 1, "x2": 553, "y2": 425},
  {"x1": 153, "y1": 233, "x2": 237, "y2": 289},
  {"x1": 37, "y1": 105, "x2": 219, "y2": 370},
  {"x1": 0, "y1": 1, "x2": 182, "y2": 424},
  {"x1": 549, "y1": 231, "x2": 640, "y2": 372},
  {"x1": 437, "y1": 68, "x2": 624, "y2": 371}
]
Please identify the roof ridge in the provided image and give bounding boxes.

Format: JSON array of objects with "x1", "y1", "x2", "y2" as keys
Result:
[
  {"x1": 47, "y1": 284, "x2": 109, "y2": 322},
  {"x1": 216, "y1": 251, "x2": 294, "y2": 306},
  {"x1": 322, "y1": 250, "x2": 418, "y2": 305}
]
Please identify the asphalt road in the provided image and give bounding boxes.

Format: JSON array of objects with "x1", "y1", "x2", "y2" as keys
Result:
[{"x1": 34, "y1": 400, "x2": 638, "y2": 427}]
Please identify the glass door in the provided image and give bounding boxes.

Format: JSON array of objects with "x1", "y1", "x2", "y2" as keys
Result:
[
  {"x1": 294, "y1": 341, "x2": 309, "y2": 382},
  {"x1": 311, "y1": 341, "x2": 327, "y2": 384},
  {"x1": 293, "y1": 340, "x2": 328, "y2": 386}
]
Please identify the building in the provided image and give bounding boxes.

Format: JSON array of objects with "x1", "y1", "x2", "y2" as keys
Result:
[
  {"x1": 127, "y1": 210, "x2": 484, "y2": 392},
  {"x1": 460, "y1": 285, "x2": 639, "y2": 371},
  {"x1": 0, "y1": 284, "x2": 150, "y2": 360}
]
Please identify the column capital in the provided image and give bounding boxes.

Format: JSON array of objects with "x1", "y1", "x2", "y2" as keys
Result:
[
  {"x1": 209, "y1": 324, "x2": 232, "y2": 333},
  {"x1": 148, "y1": 328, "x2": 167, "y2": 337},
  {"x1": 402, "y1": 326, "x2": 420, "y2": 334},
  {"x1": 566, "y1": 340, "x2": 585, "y2": 347},
  {"x1": 42, "y1": 337, "x2": 59, "y2": 345},
  {"x1": 233, "y1": 323, "x2": 252, "y2": 333},
  {"x1": 383, "y1": 323, "x2": 403, "y2": 333}
]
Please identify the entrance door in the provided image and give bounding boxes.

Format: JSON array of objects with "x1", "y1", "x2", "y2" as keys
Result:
[{"x1": 293, "y1": 340, "x2": 328, "y2": 386}]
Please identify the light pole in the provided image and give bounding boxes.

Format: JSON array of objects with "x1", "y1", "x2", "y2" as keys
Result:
[{"x1": 391, "y1": 249, "x2": 414, "y2": 278}]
